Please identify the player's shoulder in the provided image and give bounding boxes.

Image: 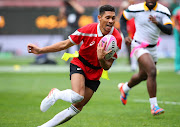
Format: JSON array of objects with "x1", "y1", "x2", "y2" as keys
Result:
[
  {"x1": 127, "y1": 3, "x2": 144, "y2": 12},
  {"x1": 156, "y1": 3, "x2": 171, "y2": 16}
]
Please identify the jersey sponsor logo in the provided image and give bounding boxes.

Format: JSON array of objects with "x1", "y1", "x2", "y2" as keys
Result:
[
  {"x1": 89, "y1": 41, "x2": 95, "y2": 46},
  {"x1": 77, "y1": 68, "x2": 82, "y2": 71}
]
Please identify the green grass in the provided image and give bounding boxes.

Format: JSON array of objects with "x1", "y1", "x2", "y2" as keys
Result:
[
  {"x1": 0, "y1": 57, "x2": 34, "y2": 66},
  {"x1": 0, "y1": 56, "x2": 174, "y2": 66},
  {"x1": 0, "y1": 56, "x2": 66, "y2": 66},
  {"x1": 0, "y1": 70, "x2": 180, "y2": 127}
]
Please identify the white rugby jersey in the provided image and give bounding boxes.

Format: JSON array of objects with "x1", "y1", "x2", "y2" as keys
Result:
[{"x1": 123, "y1": 2, "x2": 172, "y2": 45}]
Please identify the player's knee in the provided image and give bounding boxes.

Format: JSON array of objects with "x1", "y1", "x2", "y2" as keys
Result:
[
  {"x1": 139, "y1": 73, "x2": 147, "y2": 81},
  {"x1": 141, "y1": 75, "x2": 147, "y2": 81},
  {"x1": 71, "y1": 91, "x2": 84, "y2": 103},
  {"x1": 148, "y1": 68, "x2": 157, "y2": 78}
]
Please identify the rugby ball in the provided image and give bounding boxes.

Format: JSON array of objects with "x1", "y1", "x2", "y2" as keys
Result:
[{"x1": 99, "y1": 35, "x2": 118, "y2": 60}]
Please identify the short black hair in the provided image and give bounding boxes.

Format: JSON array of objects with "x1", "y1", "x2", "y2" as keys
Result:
[{"x1": 99, "y1": 5, "x2": 115, "y2": 16}]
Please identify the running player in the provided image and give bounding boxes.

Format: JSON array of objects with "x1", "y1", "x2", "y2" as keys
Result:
[
  {"x1": 172, "y1": 6, "x2": 180, "y2": 74},
  {"x1": 27, "y1": 5, "x2": 122, "y2": 126},
  {"x1": 118, "y1": 0, "x2": 173, "y2": 115}
]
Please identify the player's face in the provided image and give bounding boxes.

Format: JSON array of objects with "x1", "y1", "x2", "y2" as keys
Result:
[
  {"x1": 145, "y1": 0, "x2": 157, "y2": 9},
  {"x1": 98, "y1": 11, "x2": 116, "y2": 35}
]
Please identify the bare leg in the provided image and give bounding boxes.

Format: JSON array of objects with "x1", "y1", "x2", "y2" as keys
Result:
[
  {"x1": 124, "y1": 53, "x2": 164, "y2": 115},
  {"x1": 71, "y1": 73, "x2": 86, "y2": 97},
  {"x1": 128, "y1": 53, "x2": 157, "y2": 98},
  {"x1": 126, "y1": 44, "x2": 131, "y2": 65},
  {"x1": 73, "y1": 86, "x2": 94, "y2": 111}
]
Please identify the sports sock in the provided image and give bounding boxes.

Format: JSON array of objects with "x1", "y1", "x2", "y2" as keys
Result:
[
  {"x1": 149, "y1": 97, "x2": 158, "y2": 109},
  {"x1": 38, "y1": 104, "x2": 80, "y2": 127},
  {"x1": 123, "y1": 82, "x2": 131, "y2": 93},
  {"x1": 54, "y1": 89, "x2": 84, "y2": 103}
]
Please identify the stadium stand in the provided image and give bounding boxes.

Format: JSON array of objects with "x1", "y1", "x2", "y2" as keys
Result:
[{"x1": 0, "y1": 0, "x2": 143, "y2": 7}]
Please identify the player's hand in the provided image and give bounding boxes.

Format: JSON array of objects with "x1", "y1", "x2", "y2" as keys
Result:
[
  {"x1": 97, "y1": 41, "x2": 112, "y2": 61},
  {"x1": 27, "y1": 44, "x2": 41, "y2": 54},
  {"x1": 124, "y1": 37, "x2": 132, "y2": 46},
  {"x1": 149, "y1": 15, "x2": 158, "y2": 25}
]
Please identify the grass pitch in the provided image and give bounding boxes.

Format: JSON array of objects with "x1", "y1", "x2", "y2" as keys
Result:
[{"x1": 0, "y1": 58, "x2": 180, "y2": 127}]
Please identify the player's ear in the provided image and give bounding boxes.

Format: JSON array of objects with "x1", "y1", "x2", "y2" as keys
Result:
[{"x1": 98, "y1": 15, "x2": 101, "y2": 22}]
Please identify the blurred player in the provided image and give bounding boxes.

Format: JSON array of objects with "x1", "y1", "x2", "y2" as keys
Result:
[
  {"x1": 117, "y1": 0, "x2": 137, "y2": 71},
  {"x1": 172, "y1": 6, "x2": 180, "y2": 74},
  {"x1": 28, "y1": 5, "x2": 122, "y2": 126},
  {"x1": 119, "y1": 0, "x2": 172, "y2": 115},
  {"x1": 58, "y1": 0, "x2": 85, "y2": 63}
]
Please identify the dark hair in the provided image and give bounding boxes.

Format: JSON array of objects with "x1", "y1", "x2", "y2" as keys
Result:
[{"x1": 99, "y1": 5, "x2": 115, "y2": 15}]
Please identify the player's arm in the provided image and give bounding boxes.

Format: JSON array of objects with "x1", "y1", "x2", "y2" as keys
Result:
[
  {"x1": 149, "y1": 15, "x2": 172, "y2": 35},
  {"x1": 58, "y1": 7, "x2": 66, "y2": 21},
  {"x1": 157, "y1": 24, "x2": 172, "y2": 35},
  {"x1": 97, "y1": 41, "x2": 114, "y2": 70},
  {"x1": 99, "y1": 58, "x2": 114, "y2": 70},
  {"x1": 27, "y1": 39, "x2": 75, "y2": 54},
  {"x1": 120, "y1": 14, "x2": 132, "y2": 46},
  {"x1": 120, "y1": 14, "x2": 128, "y2": 38},
  {"x1": 68, "y1": 0, "x2": 85, "y2": 14}
]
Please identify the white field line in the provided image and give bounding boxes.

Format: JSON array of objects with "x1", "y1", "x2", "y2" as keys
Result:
[
  {"x1": 134, "y1": 99, "x2": 180, "y2": 105},
  {"x1": 0, "y1": 65, "x2": 69, "y2": 73},
  {"x1": 0, "y1": 64, "x2": 174, "y2": 73}
]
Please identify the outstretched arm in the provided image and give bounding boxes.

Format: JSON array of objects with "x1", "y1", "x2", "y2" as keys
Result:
[{"x1": 27, "y1": 39, "x2": 75, "y2": 54}]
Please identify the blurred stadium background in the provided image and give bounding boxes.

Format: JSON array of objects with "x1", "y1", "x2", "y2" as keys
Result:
[{"x1": 0, "y1": 0, "x2": 176, "y2": 59}]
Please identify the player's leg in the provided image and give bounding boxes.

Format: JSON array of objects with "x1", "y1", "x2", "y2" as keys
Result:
[
  {"x1": 40, "y1": 83, "x2": 84, "y2": 112},
  {"x1": 126, "y1": 43, "x2": 131, "y2": 65},
  {"x1": 38, "y1": 83, "x2": 95, "y2": 127},
  {"x1": 40, "y1": 64, "x2": 85, "y2": 112},
  {"x1": 57, "y1": 79, "x2": 98, "y2": 124},
  {"x1": 52, "y1": 73, "x2": 85, "y2": 103},
  {"x1": 126, "y1": 43, "x2": 138, "y2": 71},
  {"x1": 38, "y1": 73, "x2": 85, "y2": 126},
  {"x1": 118, "y1": 64, "x2": 147, "y2": 105},
  {"x1": 126, "y1": 53, "x2": 156, "y2": 100},
  {"x1": 118, "y1": 53, "x2": 148, "y2": 105},
  {"x1": 118, "y1": 45, "x2": 150, "y2": 104},
  {"x1": 132, "y1": 53, "x2": 164, "y2": 115},
  {"x1": 73, "y1": 86, "x2": 95, "y2": 110},
  {"x1": 136, "y1": 53, "x2": 156, "y2": 97},
  {"x1": 58, "y1": 79, "x2": 100, "y2": 123},
  {"x1": 137, "y1": 53, "x2": 164, "y2": 115}
]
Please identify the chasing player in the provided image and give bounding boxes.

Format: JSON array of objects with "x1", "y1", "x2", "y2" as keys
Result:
[{"x1": 118, "y1": 0, "x2": 173, "y2": 115}]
